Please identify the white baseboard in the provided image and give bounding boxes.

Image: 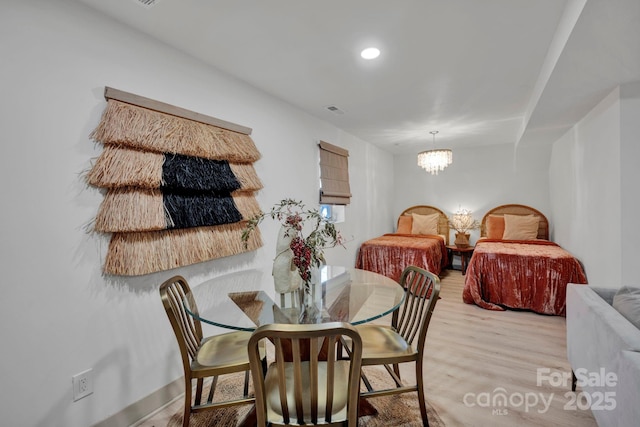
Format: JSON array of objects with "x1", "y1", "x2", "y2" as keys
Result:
[{"x1": 93, "y1": 378, "x2": 183, "y2": 427}]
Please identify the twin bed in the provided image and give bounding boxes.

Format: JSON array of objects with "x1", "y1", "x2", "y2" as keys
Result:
[
  {"x1": 356, "y1": 204, "x2": 588, "y2": 316},
  {"x1": 355, "y1": 205, "x2": 449, "y2": 283},
  {"x1": 462, "y1": 204, "x2": 587, "y2": 316}
]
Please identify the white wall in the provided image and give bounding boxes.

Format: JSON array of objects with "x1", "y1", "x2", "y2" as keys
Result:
[
  {"x1": 0, "y1": 1, "x2": 394, "y2": 425},
  {"x1": 620, "y1": 82, "x2": 640, "y2": 285},
  {"x1": 549, "y1": 87, "x2": 622, "y2": 286},
  {"x1": 394, "y1": 142, "x2": 552, "y2": 245}
]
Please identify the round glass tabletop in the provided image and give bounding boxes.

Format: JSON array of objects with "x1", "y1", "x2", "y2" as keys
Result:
[{"x1": 184, "y1": 265, "x2": 405, "y2": 331}]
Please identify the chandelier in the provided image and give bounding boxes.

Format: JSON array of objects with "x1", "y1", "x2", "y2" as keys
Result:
[{"x1": 417, "y1": 131, "x2": 452, "y2": 175}]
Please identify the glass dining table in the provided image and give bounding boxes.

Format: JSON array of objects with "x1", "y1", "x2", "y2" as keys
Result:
[
  {"x1": 183, "y1": 265, "x2": 404, "y2": 426},
  {"x1": 183, "y1": 265, "x2": 405, "y2": 330}
]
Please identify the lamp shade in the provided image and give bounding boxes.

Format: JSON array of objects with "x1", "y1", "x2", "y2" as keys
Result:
[{"x1": 449, "y1": 209, "x2": 479, "y2": 233}]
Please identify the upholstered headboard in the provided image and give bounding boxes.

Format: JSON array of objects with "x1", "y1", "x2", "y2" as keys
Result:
[
  {"x1": 398, "y1": 205, "x2": 450, "y2": 245},
  {"x1": 480, "y1": 204, "x2": 549, "y2": 240}
]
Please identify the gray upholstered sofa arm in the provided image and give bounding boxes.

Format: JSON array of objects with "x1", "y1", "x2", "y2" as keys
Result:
[
  {"x1": 566, "y1": 284, "x2": 640, "y2": 427},
  {"x1": 567, "y1": 285, "x2": 640, "y2": 368},
  {"x1": 618, "y1": 351, "x2": 640, "y2": 427}
]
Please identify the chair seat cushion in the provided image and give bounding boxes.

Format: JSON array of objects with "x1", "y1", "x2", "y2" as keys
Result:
[
  {"x1": 355, "y1": 324, "x2": 416, "y2": 360},
  {"x1": 193, "y1": 330, "x2": 253, "y2": 370},
  {"x1": 264, "y1": 360, "x2": 351, "y2": 424}
]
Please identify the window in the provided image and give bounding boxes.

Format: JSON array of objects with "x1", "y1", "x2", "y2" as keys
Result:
[
  {"x1": 320, "y1": 204, "x2": 345, "y2": 223},
  {"x1": 318, "y1": 141, "x2": 351, "y2": 205}
]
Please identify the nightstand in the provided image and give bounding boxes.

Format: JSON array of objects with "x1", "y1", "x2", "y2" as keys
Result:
[{"x1": 446, "y1": 245, "x2": 475, "y2": 275}]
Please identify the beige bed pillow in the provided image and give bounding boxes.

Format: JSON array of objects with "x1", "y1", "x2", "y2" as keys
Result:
[
  {"x1": 411, "y1": 213, "x2": 439, "y2": 235},
  {"x1": 502, "y1": 214, "x2": 539, "y2": 240}
]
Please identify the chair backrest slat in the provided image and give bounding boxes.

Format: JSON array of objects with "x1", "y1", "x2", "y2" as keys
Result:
[
  {"x1": 324, "y1": 335, "x2": 336, "y2": 422},
  {"x1": 309, "y1": 336, "x2": 319, "y2": 424},
  {"x1": 273, "y1": 337, "x2": 291, "y2": 423},
  {"x1": 291, "y1": 338, "x2": 305, "y2": 424}
]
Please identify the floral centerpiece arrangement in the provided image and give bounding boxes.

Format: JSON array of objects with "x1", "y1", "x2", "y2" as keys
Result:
[
  {"x1": 449, "y1": 209, "x2": 480, "y2": 248},
  {"x1": 242, "y1": 199, "x2": 345, "y2": 296}
]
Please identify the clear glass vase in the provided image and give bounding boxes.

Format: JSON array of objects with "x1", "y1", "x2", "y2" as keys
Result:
[{"x1": 297, "y1": 267, "x2": 323, "y2": 323}]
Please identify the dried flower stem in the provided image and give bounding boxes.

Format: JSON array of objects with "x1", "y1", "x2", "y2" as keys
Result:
[{"x1": 242, "y1": 199, "x2": 345, "y2": 287}]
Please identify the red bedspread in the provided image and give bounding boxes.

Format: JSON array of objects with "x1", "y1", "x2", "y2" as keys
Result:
[
  {"x1": 355, "y1": 234, "x2": 448, "y2": 283},
  {"x1": 462, "y1": 239, "x2": 587, "y2": 316}
]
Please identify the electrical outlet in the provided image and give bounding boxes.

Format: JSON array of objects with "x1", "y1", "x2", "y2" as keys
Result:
[{"x1": 72, "y1": 369, "x2": 93, "y2": 401}]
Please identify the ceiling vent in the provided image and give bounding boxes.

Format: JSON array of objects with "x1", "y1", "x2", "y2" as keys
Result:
[
  {"x1": 133, "y1": 0, "x2": 162, "y2": 8},
  {"x1": 325, "y1": 105, "x2": 345, "y2": 115}
]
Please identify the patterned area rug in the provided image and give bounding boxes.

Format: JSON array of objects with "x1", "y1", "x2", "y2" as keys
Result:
[{"x1": 167, "y1": 366, "x2": 445, "y2": 426}]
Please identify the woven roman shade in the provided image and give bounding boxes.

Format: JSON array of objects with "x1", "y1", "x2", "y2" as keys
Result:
[{"x1": 319, "y1": 141, "x2": 351, "y2": 205}]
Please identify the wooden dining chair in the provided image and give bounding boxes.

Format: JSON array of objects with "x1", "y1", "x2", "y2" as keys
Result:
[
  {"x1": 355, "y1": 266, "x2": 440, "y2": 426},
  {"x1": 247, "y1": 322, "x2": 363, "y2": 426},
  {"x1": 159, "y1": 275, "x2": 264, "y2": 427}
]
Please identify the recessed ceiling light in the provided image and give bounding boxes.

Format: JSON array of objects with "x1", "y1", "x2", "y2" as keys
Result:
[{"x1": 361, "y1": 47, "x2": 380, "y2": 60}]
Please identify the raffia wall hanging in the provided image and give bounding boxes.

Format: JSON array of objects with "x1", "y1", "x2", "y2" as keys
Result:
[{"x1": 87, "y1": 87, "x2": 264, "y2": 276}]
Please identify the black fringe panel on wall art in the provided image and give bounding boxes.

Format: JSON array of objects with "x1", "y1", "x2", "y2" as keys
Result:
[
  {"x1": 164, "y1": 191, "x2": 242, "y2": 229},
  {"x1": 162, "y1": 154, "x2": 241, "y2": 192}
]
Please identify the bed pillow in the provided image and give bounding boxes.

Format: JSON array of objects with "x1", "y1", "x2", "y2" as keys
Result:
[
  {"x1": 411, "y1": 213, "x2": 439, "y2": 235},
  {"x1": 612, "y1": 286, "x2": 640, "y2": 330},
  {"x1": 485, "y1": 215, "x2": 505, "y2": 239},
  {"x1": 397, "y1": 215, "x2": 413, "y2": 234},
  {"x1": 502, "y1": 214, "x2": 539, "y2": 240}
]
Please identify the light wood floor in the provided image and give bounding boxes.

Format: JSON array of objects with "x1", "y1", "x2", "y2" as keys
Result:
[
  {"x1": 135, "y1": 269, "x2": 597, "y2": 427},
  {"x1": 420, "y1": 269, "x2": 596, "y2": 426}
]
